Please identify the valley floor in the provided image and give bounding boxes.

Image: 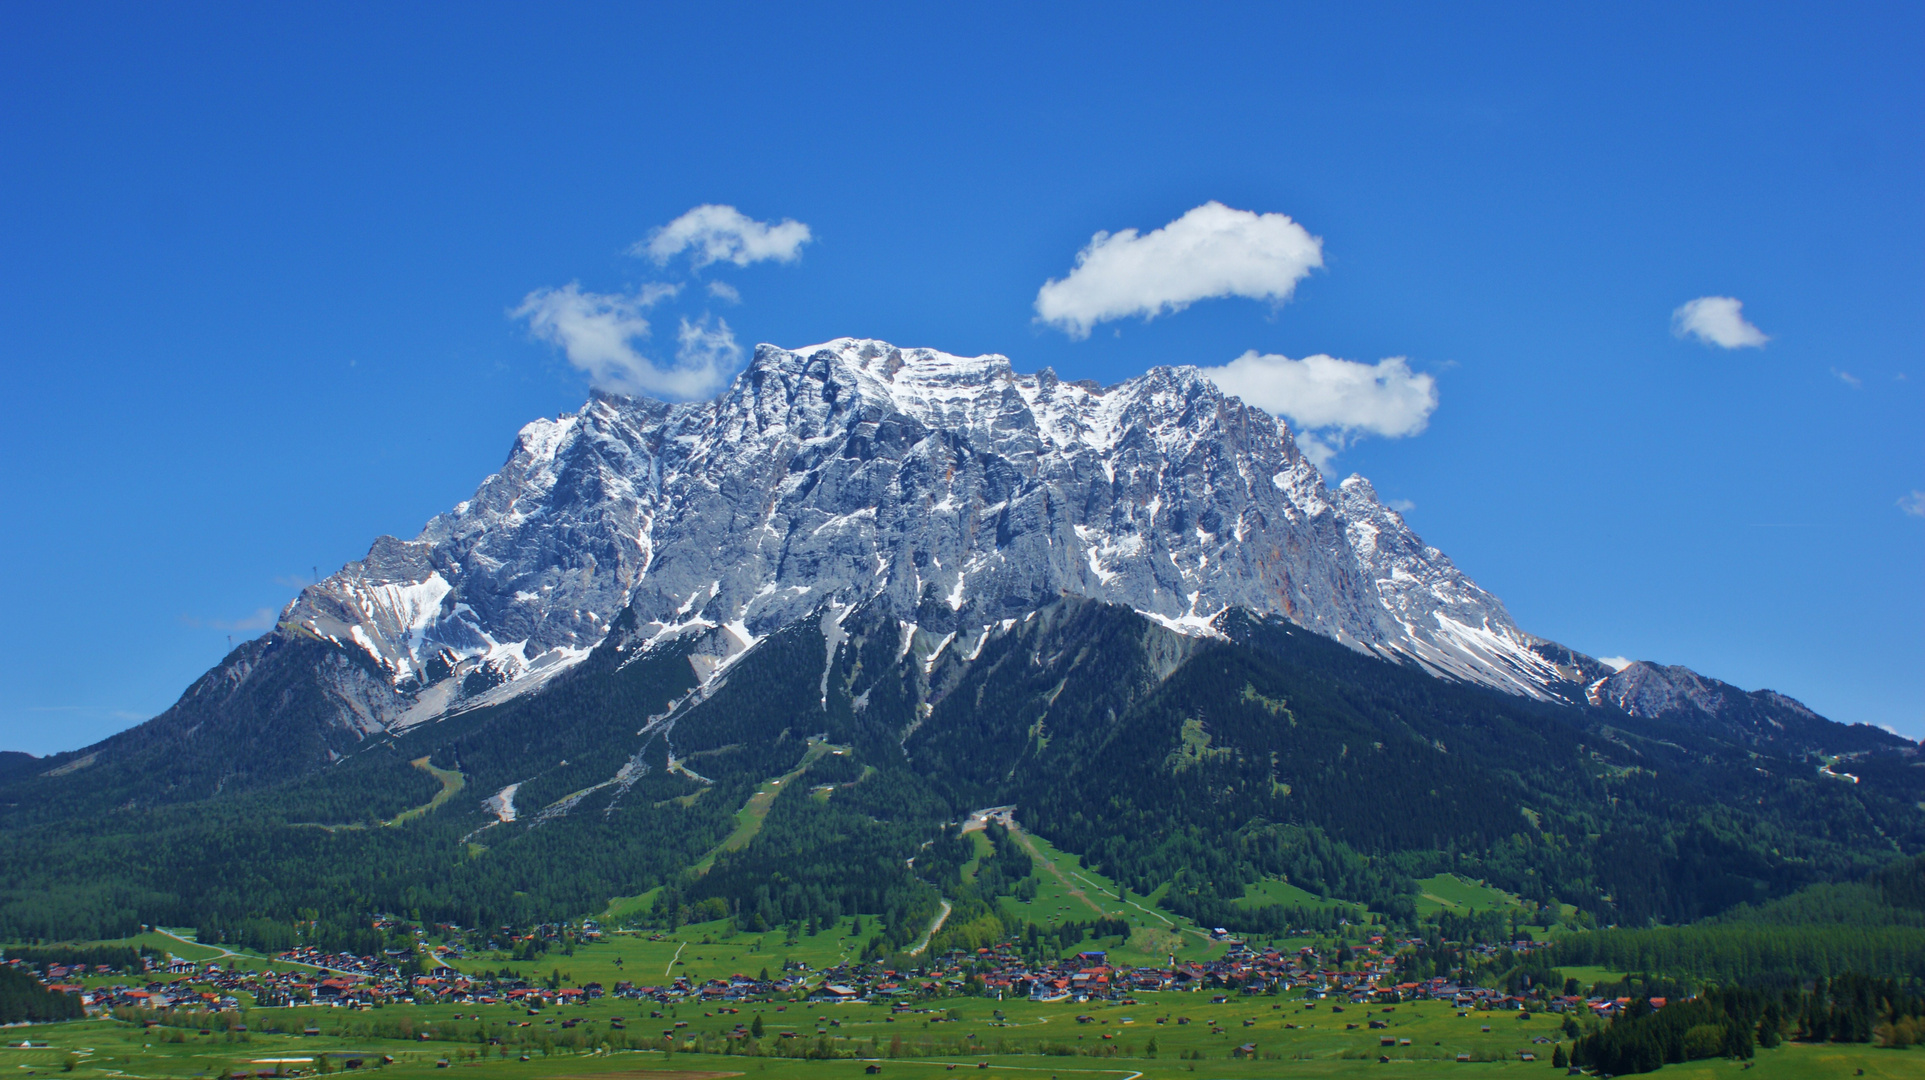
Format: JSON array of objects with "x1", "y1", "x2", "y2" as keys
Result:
[{"x1": 0, "y1": 1001, "x2": 1911, "y2": 1080}]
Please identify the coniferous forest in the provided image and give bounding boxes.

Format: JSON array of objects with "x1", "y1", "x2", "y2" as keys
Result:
[{"x1": 0, "y1": 598, "x2": 1919, "y2": 1037}]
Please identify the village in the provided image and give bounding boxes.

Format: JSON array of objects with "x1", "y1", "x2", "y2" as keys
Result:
[
  {"x1": 32, "y1": 924, "x2": 1641, "y2": 1029},
  {"x1": 5, "y1": 916, "x2": 1887, "y2": 1078}
]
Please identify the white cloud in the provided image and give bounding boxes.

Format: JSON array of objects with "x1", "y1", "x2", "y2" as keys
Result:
[
  {"x1": 1672, "y1": 296, "x2": 1769, "y2": 349},
  {"x1": 1202, "y1": 352, "x2": 1437, "y2": 473},
  {"x1": 707, "y1": 280, "x2": 742, "y2": 304},
  {"x1": 675, "y1": 314, "x2": 742, "y2": 380},
  {"x1": 1900, "y1": 491, "x2": 1925, "y2": 518},
  {"x1": 1831, "y1": 367, "x2": 1862, "y2": 389},
  {"x1": 1385, "y1": 499, "x2": 1416, "y2": 513},
  {"x1": 1205, "y1": 350, "x2": 1437, "y2": 434},
  {"x1": 514, "y1": 282, "x2": 736, "y2": 399},
  {"x1": 640, "y1": 204, "x2": 812, "y2": 269},
  {"x1": 1598, "y1": 656, "x2": 1634, "y2": 672},
  {"x1": 1035, "y1": 201, "x2": 1323, "y2": 338},
  {"x1": 1293, "y1": 432, "x2": 1340, "y2": 472}
]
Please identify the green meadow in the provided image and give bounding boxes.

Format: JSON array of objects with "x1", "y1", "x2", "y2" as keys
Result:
[
  {"x1": 987, "y1": 828, "x2": 1225, "y2": 967},
  {"x1": 1234, "y1": 878, "x2": 1333, "y2": 911},
  {"x1": 2, "y1": 991, "x2": 1910, "y2": 1079},
  {"x1": 1412, "y1": 875, "x2": 1521, "y2": 920}
]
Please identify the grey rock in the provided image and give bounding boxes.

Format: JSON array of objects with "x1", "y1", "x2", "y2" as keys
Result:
[
  {"x1": 271, "y1": 339, "x2": 1570, "y2": 732},
  {"x1": 1587, "y1": 660, "x2": 1906, "y2": 753},
  {"x1": 164, "y1": 338, "x2": 1842, "y2": 750}
]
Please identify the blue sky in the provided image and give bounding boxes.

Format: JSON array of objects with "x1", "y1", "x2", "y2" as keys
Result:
[{"x1": 1, "y1": 2, "x2": 1919, "y2": 753}]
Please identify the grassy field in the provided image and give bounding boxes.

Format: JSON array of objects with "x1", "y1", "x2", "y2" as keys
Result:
[
  {"x1": 390, "y1": 757, "x2": 466, "y2": 827},
  {"x1": 455, "y1": 919, "x2": 875, "y2": 987},
  {"x1": 992, "y1": 828, "x2": 1225, "y2": 967},
  {"x1": 1553, "y1": 965, "x2": 1636, "y2": 992},
  {"x1": 4, "y1": 991, "x2": 1911, "y2": 1079},
  {"x1": 1411, "y1": 874, "x2": 1520, "y2": 918},
  {"x1": 1235, "y1": 878, "x2": 1337, "y2": 911},
  {"x1": 1408, "y1": 874, "x2": 1584, "y2": 938}
]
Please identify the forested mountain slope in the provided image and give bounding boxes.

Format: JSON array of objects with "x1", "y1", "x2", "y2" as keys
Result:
[
  {"x1": 0, "y1": 596, "x2": 1916, "y2": 944},
  {"x1": 1, "y1": 340, "x2": 1917, "y2": 946}
]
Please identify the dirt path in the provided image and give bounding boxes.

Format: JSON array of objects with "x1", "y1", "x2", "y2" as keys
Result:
[
  {"x1": 1002, "y1": 820, "x2": 1213, "y2": 944},
  {"x1": 905, "y1": 899, "x2": 952, "y2": 956},
  {"x1": 850, "y1": 1063, "x2": 1141, "y2": 1080},
  {"x1": 155, "y1": 928, "x2": 334, "y2": 973},
  {"x1": 1066, "y1": 869, "x2": 1201, "y2": 934},
  {"x1": 1003, "y1": 824, "x2": 1107, "y2": 918}
]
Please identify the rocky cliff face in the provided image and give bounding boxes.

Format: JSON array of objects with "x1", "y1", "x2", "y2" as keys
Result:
[
  {"x1": 34, "y1": 337, "x2": 1909, "y2": 809},
  {"x1": 1586, "y1": 661, "x2": 1901, "y2": 753},
  {"x1": 259, "y1": 338, "x2": 1577, "y2": 734}
]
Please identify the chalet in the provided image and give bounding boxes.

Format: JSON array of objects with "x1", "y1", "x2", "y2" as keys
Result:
[{"x1": 315, "y1": 978, "x2": 355, "y2": 999}]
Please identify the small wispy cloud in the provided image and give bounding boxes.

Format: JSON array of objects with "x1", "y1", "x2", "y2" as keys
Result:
[
  {"x1": 179, "y1": 608, "x2": 277, "y2": 632},
  {"x1": 707, "y1": 280, "x2": 741, "y2": 304},
  {"x1": 1385, "y1": 499, "x2": 1416, "y2": 513},
  {"x1": 639, "y1": 205, "x2": 812, "y2": 269},
  {"x1": 1035, "y1": 201, "x2": 1323, "y2": 339},
  {"x1": 1900, "y1": 491, "x2": 1925, "y2": 518},
  {"x1": 674, "y1": 315, "x2": 742, "y2": 380},
  {"x1": 515, "y1": 282, "x2": 738, "y2": 399},
  {"x1": 1673, "y1": 296, "x2": 1769, "y2": 349},
  {"x1": 1831, "y1": 367, "x2": 1863, "y2": 389},
  {"x1": 1597, "y1": 656, "x2": 1634, "y2": 672}
]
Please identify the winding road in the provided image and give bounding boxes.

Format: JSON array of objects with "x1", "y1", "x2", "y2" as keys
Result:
[{"x1": 905, "y1": 900, "x2": 953, "y2": 956}]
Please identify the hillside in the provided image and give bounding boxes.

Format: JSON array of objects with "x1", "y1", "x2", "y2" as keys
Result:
[
  {"x1": 0, "y1": 596, "x2": 1917, "y2": 947},
  {"x1": 0, "y1": 340, "x2": 1917, "y2": 950}
]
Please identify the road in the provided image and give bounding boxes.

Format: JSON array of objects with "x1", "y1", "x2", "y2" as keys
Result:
[
  {"x1": 154, "y1": 928, "x2": 336, "y2": 974},
  {"x1": 905, "y1": 899, "x2": 953, "y2": 956}
]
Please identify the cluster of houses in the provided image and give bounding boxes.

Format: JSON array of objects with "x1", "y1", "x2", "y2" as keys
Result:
[
  {"x1": 21, "y1": 926, "x2": 1652, "y2": 1029},
  {"x1": 797, "y1": 935, "x2": 1648, "y2": 1022}
]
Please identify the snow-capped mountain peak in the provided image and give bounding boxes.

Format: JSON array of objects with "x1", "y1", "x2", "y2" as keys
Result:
[{"x1": 275, "y1": 339, "x2": 1579, "y2": 732}]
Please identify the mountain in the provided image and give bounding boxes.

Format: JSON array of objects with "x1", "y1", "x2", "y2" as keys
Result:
[
  {"x1": 1584, "y1": 660, "x2": 1904, "y2": 756},
  {"x1": 2, "y1": 338, "x2": 1917, "y2": 943},
  {"x1": 44, "y1": 341, "x2": 1661, "y2": 780},
  {"x1": 288, "y1": 336, "x2": 1562, "y2": 711}
]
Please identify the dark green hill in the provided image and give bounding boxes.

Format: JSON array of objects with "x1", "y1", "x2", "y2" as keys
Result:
[{"x1": 0, "y1": 599, "x2": 1918, "y2": 948}]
